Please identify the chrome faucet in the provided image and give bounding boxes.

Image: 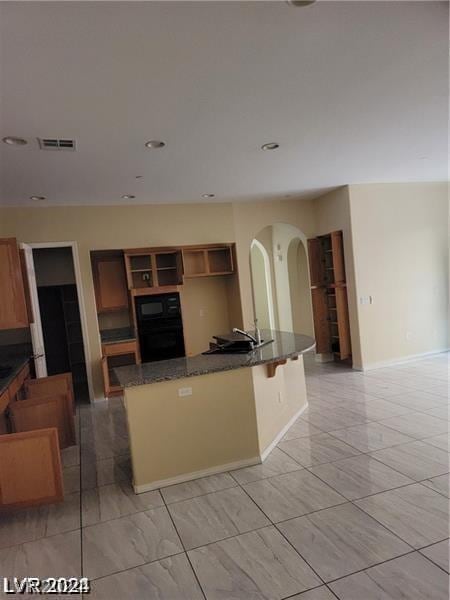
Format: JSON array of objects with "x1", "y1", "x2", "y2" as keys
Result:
[{"x1": 232, "y1": 327, "x2": 258, "y2": 345}]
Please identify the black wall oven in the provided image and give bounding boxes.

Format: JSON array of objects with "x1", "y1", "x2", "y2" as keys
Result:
[{"x1": 135, "y1": 293, "x2": 185, "y2": 363}]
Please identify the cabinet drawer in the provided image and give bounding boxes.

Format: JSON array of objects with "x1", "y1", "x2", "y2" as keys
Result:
[
  {"x1": 102, "y1": 340, "x2": 137, "y2": 357},
  {"x1": 9, "y1": 363, "x2": 30, "y2": 400},
  {"x1": 0, "y1": 388, "x2": 9, "y2": 414}
]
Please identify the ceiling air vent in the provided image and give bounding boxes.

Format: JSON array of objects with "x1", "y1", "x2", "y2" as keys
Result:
[{"x1": 38, "y1": 138, "x2": 76, "y2": 151}]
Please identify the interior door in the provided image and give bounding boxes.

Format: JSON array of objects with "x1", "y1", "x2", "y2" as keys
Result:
[{"x1": 20, "y1": 244, "x2": 47, "y2": 377}]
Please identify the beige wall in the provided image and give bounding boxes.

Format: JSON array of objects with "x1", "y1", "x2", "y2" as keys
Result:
[
  {"x1": 180, "y1": 276, "x2": 233, "y2": 356},
  {"x1": 0, "y1": 199, "x2": 316, "y2": 399},
  {"x1": 348, "y1": 182, "x2": 449, "y2": 368},
  {"x1": 124, "y1": 358, "x2": 308, "y2": 491},
  {"x1": 250, "y1": 243, "x2": 273, "y2": 330},
  {"x1": 0, "y1": 203, "x2": 236, "y2": 399},
  {"x1": 289, "y1": 240, "x2": 314, "y2": 337}
]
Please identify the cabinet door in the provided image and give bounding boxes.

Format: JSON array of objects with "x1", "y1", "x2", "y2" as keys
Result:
[
  {"x1": 331, "y1": 231, "x2": 346, "y2": 285},
  {"x1": 92, "y1": 253, "x2": 129, "y2": 312},
  {"x1": 335, "y1": 286, "x2": 352, "y2": 360},
  {"x1": 307, "y1": 238, "x2": 324, "y2": 287},
  {"x1": 25, "y1": 373, "x2": 75, "y2": 415},
  {"x1": 310, "y1": 287, "x2": 331, "y2": 354},
  {"x1": 0, "y1": 428, "x2": 63, "y2": 510},
  {"x1": 10, "y1": 393, "x2": 75, "y2": 449},
  {"x1": 0, "y1": 238, "x2": 28, "y2": 329}
]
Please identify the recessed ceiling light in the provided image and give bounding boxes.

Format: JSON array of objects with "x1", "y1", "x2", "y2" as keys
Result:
[
  {"x1": 30, "y1": 195, "x2": 46, "y2": 201},
  {"x1": 121, "y1": 194, "x2": 136, "y2": 199},
  {"x1": 3, "y1": 136, "x2": 28, "y2": 146},
  {"x1": 145, "y1": 140, "x2": 165, "y2": 149},
  {"x1": 202, "y1": 193, "x2": 215, "y2": 198},
  {"x1": 261, "y1": 142, "x2": 280, "y2": 151}
]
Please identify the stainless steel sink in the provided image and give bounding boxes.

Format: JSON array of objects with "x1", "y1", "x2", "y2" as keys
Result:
[{"x1": 203, "y1": 338, "x2": 274, "y2": 355}]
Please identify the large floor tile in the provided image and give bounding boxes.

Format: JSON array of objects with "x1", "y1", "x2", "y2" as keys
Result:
[
  {"x1": 355, "y1": 483, "x2": 449, "y2": 548},
  {"x1": 277, "y1": 503, "x2": 410, "y2": 582},
  {"x1": 309, "y1": 454, "x2": 413, "y2": 500},
  {"x1": 0, "y1": 493, "x2": 80, "y2": 549},
  {"x1": 161, "y1": 472, "x2": 237, "y2": 504},
  {"x1": 82, "y1": 482, "x2": 163, "y2": 526},
  {"x1": 380, "y1": 412, "x2": 449, "y2": 439},
  {"x1": 281, "y1": 418, "x2": 324, "y2": 442},
  {"x1": 243, "y1": 469, "x2": 346, "y2": 522},
  {"x1": 0, "y1": 530, "x2": 81, "y2": 578},
  {"x1": 333, "y1": 398, "x2": 415, "y2": 421},
  {"x1": 289, "y1": 587, "x2": 336, "y2": 600},
  {"x1": 89, "y1": 553, "x2": 204, "y2": 600},
  {"x1": 81, "y1": 454, "x2": 132, "y2": 490},
  {"x1": 230, "y1": 448, "x2": 301, "y2": 485},
  {"x1": 424, "y1": 406, "x2": 450, "y2": 421},
  {"x1": 278, "y1": 432, "x2": 360, "y2": 467},
  {"x1": 343, "y1": 379, "x2": 410, "y2": 399},
  {"x1": 420, "y1": 539, "x2": 450, "y2": 573},
  {"x1": 385, "y1": 390, "x2": 448, "y2": 412},
  {"x1": 82, "y1": 507, "x2": 183, "y2": 579},
  {"x1": 370, "y1": 441, "x2": 450, "y2": 481},
  {"x1": 422, "y1": 474, "x2": 450, "y2": 498},
  {"x1": 188, "y1": 526, "x2": 320, "y2": 600},
  {"x1": 301, "y1": 408, "x2": 368, "y2": 432},
  {"x1": 329, "y1": 422, "x2": 414, "y2": 452},
  {"x1": 329, "y1": 552, "x2": 449, "y2": 600},
  {"x1": 168, "y1": 486, "x2": 269, "y2": 550},
  {"x1": 422, "y1": 433, "x2": 449, "y2": 451}
]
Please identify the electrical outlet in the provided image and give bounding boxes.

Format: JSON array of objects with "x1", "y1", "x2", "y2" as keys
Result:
[
  {"x1": 278, "y1": 391, "x2": 283, "y2": 404},
  {"x1": 178, "y1": 387, "x2": 192, "y2": 397},
  {"x1": 406, "y1": 331, "x2": 413, "y2": 341},
  {"x1": 199, "y1": 308, "x2": 205, "y2": 317}
]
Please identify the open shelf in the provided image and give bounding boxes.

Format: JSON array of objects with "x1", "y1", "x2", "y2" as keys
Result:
[{"x1": 182, "y1": 246, "x2": 234, "y2": 278}]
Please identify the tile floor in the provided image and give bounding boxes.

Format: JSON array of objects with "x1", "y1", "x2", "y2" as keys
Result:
[{"x1": 0, "y1": 352, "x2": 448, "y2": 599}]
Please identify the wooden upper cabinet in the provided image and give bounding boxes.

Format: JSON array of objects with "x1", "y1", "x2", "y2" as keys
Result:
[
  {"x1": 92, "y1": 251, "x2": 129, "y2": 312},
  {"x1": 124, "y1": 248, "x2": 183, "y2": 292},
  {"x1": 182, "y1": 245, "x2": 234, "y2": 278},
  {"x1": 0, "y1": 238, "x2": 28, "y2": 329},
  {"x1": 307, "y1": 238, "x2": 324, "y2": 287}
]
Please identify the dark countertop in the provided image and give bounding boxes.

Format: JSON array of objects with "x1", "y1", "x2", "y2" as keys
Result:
[
  {"x1": 0, "y1": 344, "x2": 33, "y2": 396},
  {"x1": 115, "y1": 330, "x2": 315, "y2": 388},
  {"x1": 100, "y1": 327, "x2": 136, "y2": 344}
]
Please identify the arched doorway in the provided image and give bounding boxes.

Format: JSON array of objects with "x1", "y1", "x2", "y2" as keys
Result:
[
  {"x1": 250, "y1": 223, "x2": 313, "y2": 335},
  {"x1": 250, "y1": 239, "x2": 275, "y2": 330}
]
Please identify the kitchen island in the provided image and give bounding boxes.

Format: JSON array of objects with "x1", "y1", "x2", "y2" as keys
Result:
[{"x1": 116, "y1": 330, "x2": 315, "y2": 493}]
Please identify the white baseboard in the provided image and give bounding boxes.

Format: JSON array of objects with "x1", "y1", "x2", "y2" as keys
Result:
[
  {"x1": 355, "y1": 348, "x2": 449, "y2": 372},
  {"x1": 259, "y1": 402, "x2": 309, "y2": 462},
  {"x1": 134, "y1": 456, "x2": 261, "y2": 494}
]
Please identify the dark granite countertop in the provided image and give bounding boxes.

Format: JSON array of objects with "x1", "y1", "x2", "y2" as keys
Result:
[
  {"x1": 115, "y1": 330, "x2": 315, "y2": 388},
  {"x1": 100, "y1": 327, "x2": 136, "y2": 344},
  {"x1": 0, "y1": 344, "x2": 33, "y2": 396}
]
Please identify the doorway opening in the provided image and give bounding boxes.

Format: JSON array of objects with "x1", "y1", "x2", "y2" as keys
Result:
[
  {"x1": 250, "y1": 223, "x2": 314, "y2": 336},
  {"x1": 22, "y1": 242, "x2": 93, "y2": 404}
]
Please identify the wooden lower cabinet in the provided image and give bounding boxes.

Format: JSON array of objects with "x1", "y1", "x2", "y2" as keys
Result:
[
  {"x1": 0, "y1": 428, "x2": 63, "y2": 510},
  {"x1": 25, "y1": 372, "x2": 75, "y2": 414},
  {"x1": 10, "y1": 393, "x2": 75, "y2": 449},
  {"x1": 102, "y1": 340, "x2": 139, "y2": 396}
]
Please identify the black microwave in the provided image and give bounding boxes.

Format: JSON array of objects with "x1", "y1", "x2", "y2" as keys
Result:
[{"x1": 135, "y1": 293, "x2": 181, "y2": 321}]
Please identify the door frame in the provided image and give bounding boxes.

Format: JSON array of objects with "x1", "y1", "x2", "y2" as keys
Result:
[
  {"x1": 250, "y1": 239, "x2": 276, "y2": 330},
  {"x1": 24, "y1": 241, "x2": 94, "y2": 403}
]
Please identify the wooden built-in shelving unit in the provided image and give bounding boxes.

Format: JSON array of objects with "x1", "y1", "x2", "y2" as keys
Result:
[{"x1": 307, "y1": 231, "x2": 351, "y2": 362}]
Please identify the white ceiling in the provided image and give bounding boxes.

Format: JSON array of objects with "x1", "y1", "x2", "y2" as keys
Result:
[{"x1": 0, "y1": 1, "x2": 448, "y2": 206}]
